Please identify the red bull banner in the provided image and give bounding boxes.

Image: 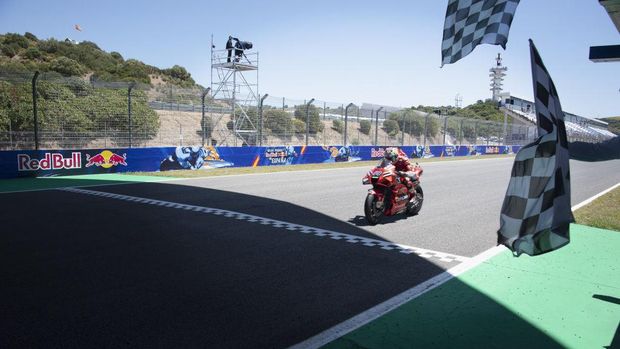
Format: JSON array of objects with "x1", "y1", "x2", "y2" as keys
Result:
[{"x1": 0, "y1": 145, "x2": 521, "y2": 179}]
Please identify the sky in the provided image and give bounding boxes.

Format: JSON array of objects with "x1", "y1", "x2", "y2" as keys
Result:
[{"x1": 1, "y1": 0, "x2": 619, "y2": 118}]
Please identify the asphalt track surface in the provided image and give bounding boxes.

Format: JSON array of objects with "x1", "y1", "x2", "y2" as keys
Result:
[{"x1": 1, "y1": 157, "x2": 619, "y2": 348}]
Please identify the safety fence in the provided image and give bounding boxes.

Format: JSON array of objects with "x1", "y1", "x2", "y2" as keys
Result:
[
  {"x1": 0, "y1": 72, "x2": 610, "y2": 151},
  {"x1": 1, "y1": 144, "x2": 520, "y2": 179}
]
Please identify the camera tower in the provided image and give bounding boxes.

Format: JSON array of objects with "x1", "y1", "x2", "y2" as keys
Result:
[{"x1": 210, "y1": 36, "x2": 259, "y2": 146}]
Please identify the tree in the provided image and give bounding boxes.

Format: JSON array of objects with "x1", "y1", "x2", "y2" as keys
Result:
[
  {"x1": 424, "y1": 117, "x2": 440, "y2": 138},
  {"x1": 264, "y1": 109, "x2": 292, "y2": 134},
  {"x1": 382, "y1": 119, "x2": 400, "y2": 136},
  {"x1": 263, "y1": 109, "x2": 292, "y2": 134},
  {"x1": 164, "y1": 65, "x2": 191, "y2": 81},
  {"x1": 110, "y1": 51, "x2": 124, "y2": 62},
  {"x1": 360, "y1": 119, "x2": 371, "y2": 135},
  {"x1": 117, "y1": 59, "x2": 150, "y2": 83},
  {"x1": 294, "y1": 104, "x2": 324, "y2": 134}
]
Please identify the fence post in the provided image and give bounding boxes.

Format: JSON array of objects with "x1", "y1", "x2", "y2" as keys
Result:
[
  {"x1": 474, "y1": 121, "x2": 478, "y2": 145},
  {"x1": 259, "y1": 94, "x2": 268, "y2": 146},
  {"x1": 503, "y1": 108, "x2": 508, "y2": 145},
  {"x1": 104, "y1": 119, "x2": 108, "y2": 148},
  {"x1": 375, "y1": 107, "x2": 383, "y2": 146},
  {"x1": 400, "y1": 114, "x2": 405, "y2": 146},
  {"x1": 128, "y1": 82, "x2": 135, "y2": 148},
  {"x1": 323, "y1": 102, "x2": 327, "y2": 121},
  {"x1": 201, "y1": 87, "x2": 211, "y2": 146},
  {"x1": 8, "y1": 119, "x2": 13, "y2": 149},
  {"x1": 305, "y1": 98, "x2": 315, "y2": 146},
  {"x1": 344, "y1": 103, "x2": 354, "y2": 146},
  {"x1": 423, "y1": 115, "x2": 428, "y2": 148},
  {"x1": 32, "y1": 71, "x2": 40, "y2": 150},
  {"x1": 442, "y1": 117, "x2": 448, "y2": 145}
]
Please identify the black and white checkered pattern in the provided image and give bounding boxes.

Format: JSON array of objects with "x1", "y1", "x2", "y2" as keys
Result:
[
  {"x1": 59, "y1": 187, "x2": 468, "y2": 263},
  {"x1": 441, "y1": 0, "x2": 520, "y2": 66},
  {"x1": 497, "y1": 40, "x2": 573, "y2": 256}
]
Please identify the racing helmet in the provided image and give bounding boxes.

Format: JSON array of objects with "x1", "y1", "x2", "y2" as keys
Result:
[{"x1": 384, "y1": 147, "x2": 398, "y2": 163}]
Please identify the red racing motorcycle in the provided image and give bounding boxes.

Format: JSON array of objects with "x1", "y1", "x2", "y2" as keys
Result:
[{"x1": 362, "y1": 158, "x2": 424, "y2": 225}]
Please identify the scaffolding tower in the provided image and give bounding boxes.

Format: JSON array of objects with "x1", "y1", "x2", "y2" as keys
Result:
[{"x1": 210, "y1": 37, "x2": 259, "y2": 146}]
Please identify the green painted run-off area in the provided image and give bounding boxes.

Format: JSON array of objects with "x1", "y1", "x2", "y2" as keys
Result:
[{"x1": 324, "y1": 224, "x2": 620, "y2": 349}]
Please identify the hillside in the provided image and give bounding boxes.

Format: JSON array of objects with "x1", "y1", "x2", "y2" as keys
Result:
[
  {"x1": 414, "y1": 99, "x2": 505, "y2": 122},
  {"x1": 600, "y1": 117, "x2": 620, "y2": 135},
  {"x1": 0, "y1": 32, "x2": 198, "y2": 88}
]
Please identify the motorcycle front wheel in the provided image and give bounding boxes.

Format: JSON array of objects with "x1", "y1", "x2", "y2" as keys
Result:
[
  {"x1": 364, "y1": 193, "x2": 384, "y2": 225},
  {"x1": 406, "y1": 185, "x2": 424, "y2": 216}
]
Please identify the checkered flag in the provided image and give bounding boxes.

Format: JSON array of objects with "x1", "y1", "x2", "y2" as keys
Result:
[
  {"x1": 497, "y1": 40, "x2": 573, "y2": 256},
  {"x1": 441, "y1": 0, "x2": 520, "y2": 66}
]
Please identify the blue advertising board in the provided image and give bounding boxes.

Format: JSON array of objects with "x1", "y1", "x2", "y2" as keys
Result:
[{"x1": 0, "y1": 144, "x2": 521, "y2": 179}]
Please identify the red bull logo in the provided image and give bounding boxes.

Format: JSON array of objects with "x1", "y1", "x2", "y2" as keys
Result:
[
  {"x1": 371, "y1": 148, "x2": 386, "y2": 158},
  {"x1": 18, "y1": 152, "x2": 82, "y2": 171},
  {"x1": 85, "y1": 150, "x2": 127, "y2": 168}
]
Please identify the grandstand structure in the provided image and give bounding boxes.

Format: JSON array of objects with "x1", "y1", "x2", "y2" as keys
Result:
[{"x1": 503, "y1": 95, "x2": 615, "y2": 141}]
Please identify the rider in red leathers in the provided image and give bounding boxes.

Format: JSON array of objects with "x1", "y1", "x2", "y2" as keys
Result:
[{"x1": 384, "y1": 147, "x2": 419, "y2": 194}]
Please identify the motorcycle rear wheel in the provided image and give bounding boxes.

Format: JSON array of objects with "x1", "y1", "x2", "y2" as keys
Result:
[{"x1": 364, "y1": 194, "x2": 384, "y2": 225}]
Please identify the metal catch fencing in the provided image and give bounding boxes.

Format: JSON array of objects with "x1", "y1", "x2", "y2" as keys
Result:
[{"x1": 0, "y1": 71, "x2": 609, "y2": 150}]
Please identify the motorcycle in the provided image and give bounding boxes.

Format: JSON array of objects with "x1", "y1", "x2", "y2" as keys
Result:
[{"x1": 362, "y1": 158, "x2": 424, "y2": 225}]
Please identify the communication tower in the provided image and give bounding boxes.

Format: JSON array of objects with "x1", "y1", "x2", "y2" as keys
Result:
[
  {"x1": 454, "y1": 93, "x2": 463, "y2": 108},
  {"x1": 489, "y1": 53, "x2": 507, "y2": 102},
  {"x1": 210, "y1": 36, "x2": 259, "y2": 146}
]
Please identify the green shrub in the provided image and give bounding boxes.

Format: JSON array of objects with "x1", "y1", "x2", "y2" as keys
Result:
[
  {"x1": 1, "y1": 44, "x2": 17, "y2": 58},
  {"x1": 2, "y1": 33, "x2": 29, "y2": 49},
  {"x1": 50, "y1": 56, "x2": 84, "y2": 76},
  {"x1": 78, "y1": 41, "x2": 101, "y2": 51},
  {"x1": 39, "y1": 39, "x2": 60, "y2": 53},
  {"x1": 24, "y1": 47, "x2": 42, "y2": 60},
  {"x1": 383, "y1": 119, "x2": 400, "y2": 136},
  {"x1": 294, "y1": 104, "x2": 323, "y2": 134},
  {"x1": 332, "y1": 118, "x2": 344, "y2": 134},
  {"x1": 292, "y1": 119, "x2": 306, "y2": 134},
  {"x1": 24, "y1": 32, "x2": 38, "y2": 41},
  {"x1": 264, "y1": 109, "x2": 292, "y2": 134},
  {"x1": 360, "y1": 119, "x2": 371, "y2": 135}
]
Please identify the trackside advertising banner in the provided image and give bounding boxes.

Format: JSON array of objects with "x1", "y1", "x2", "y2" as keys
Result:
[{"x1": 0, "y1": 144, "x2": 521, "y2": 179}]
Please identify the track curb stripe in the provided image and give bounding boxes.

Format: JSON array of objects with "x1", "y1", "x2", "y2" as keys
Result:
[{"x1": 58, "y1": 187, "x2": 468, "y2": 263}]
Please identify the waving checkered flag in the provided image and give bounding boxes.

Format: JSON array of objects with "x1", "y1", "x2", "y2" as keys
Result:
[
  {"x1": 441, "y1": 0, "x2": 520, "y2": 66},
  {"x1": 497, "y1": 40, "x2": 573, "y2": 256}
]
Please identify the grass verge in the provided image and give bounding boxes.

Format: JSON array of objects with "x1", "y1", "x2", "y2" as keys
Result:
[
  {"x1": 574, "y1": 185, "x2": 620, "y2": 232},
  {"x1": 126, "y1": 154, "x2": 515, "y2": 178}
]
